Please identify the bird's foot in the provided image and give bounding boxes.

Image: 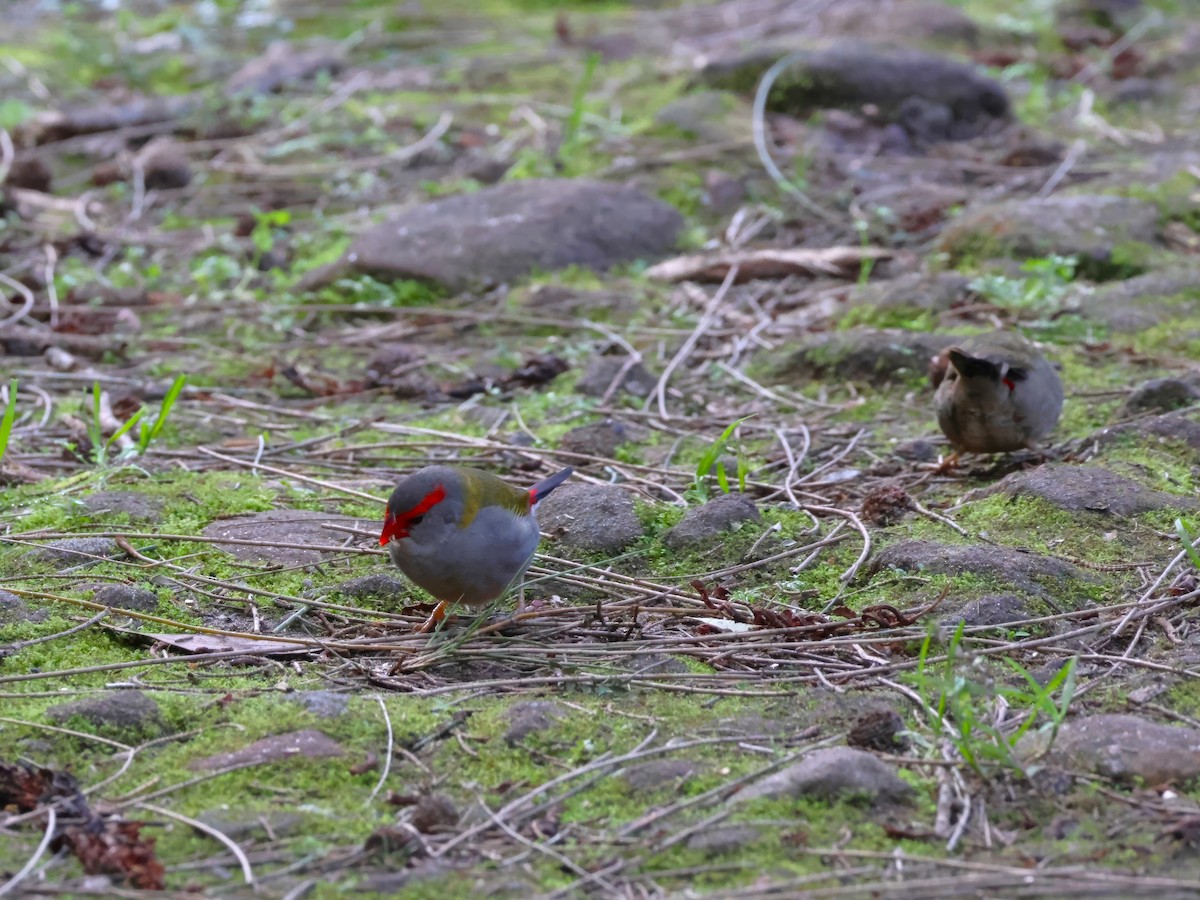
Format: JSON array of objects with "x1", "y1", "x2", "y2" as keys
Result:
[
  {"x1": 415, "y1": 600, "x2": 450, "y2": 634},
  {"x1": 933, "y1": 452, "x2": 962, "y2": 475}
]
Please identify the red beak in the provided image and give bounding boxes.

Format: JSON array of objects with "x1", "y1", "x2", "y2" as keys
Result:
[{"x1": 380, "y1": 510, "x2": 402, "y2": 546}]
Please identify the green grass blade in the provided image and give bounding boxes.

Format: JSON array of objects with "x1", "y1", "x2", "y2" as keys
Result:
[
  {"x1": 1177, "y1": 518, "x2": 1200, "y2": 569},
  {"x1": 139, "y1": 374, "x2": 187, "y2": 452},
  {"x1": 0, "y1": 379, "x2": 17, "y2": 462}
]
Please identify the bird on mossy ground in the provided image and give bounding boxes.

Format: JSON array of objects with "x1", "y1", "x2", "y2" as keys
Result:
[
  {"x1": 931, "y1": 331, "x2": 1063, "y2": 456},
  {"x1": 379, "y1": 465, "x2": 573, "y2": 631}
]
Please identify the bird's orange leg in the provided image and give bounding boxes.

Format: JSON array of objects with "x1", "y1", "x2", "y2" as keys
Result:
[
  {"x1": 934, "y1": 451, "x2": 962, "y2": 474},
  {"x1": 415, "y1": 600, "x2": 450, "y2": 634}
]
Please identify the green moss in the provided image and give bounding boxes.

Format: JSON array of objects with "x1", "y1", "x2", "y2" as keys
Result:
[{"x1": 839, "y1": 305, "x2": 940, "y2": 332}]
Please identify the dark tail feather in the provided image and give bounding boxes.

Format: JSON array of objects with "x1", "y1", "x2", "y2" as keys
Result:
[
  {"x1": 947, "y1": 349, "x2": 1002, "y2": 381},
  {"x1": 529, "y1": 467, "x2": 573, "y2": 505}
]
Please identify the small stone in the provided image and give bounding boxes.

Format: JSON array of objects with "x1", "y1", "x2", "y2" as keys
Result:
[
  {"x1": 558, "y1": 419, "x2": 632, "y2": 460},
  {"x1": 845, "y1": 272, "x2": 970, "y2": 317},
  {"x1": 4, "y1": 156, "x2": 52, "y2": 192},
  {"x1": 289, "y1": 691, "x2": 350, "y2": 718},
  {"x1": 80, "y1": 490, "x2": 163, "y2": 521},
  {"x1": 622, "y1": 759, "x2": 701, "y2": 792},
  {"x1": 0, "y1": 590, "x2": 48, "y2": 624},
  {"x1": 536, "y1": 484, "x2": 644, "y2": 554},
  {"x1": 983, "y1": 464, "x2": 1197, "y2": 516},
  {"x1": 136, "y1": 139, "x2": 192, "y2": 190},
  {"x1": 686, "y1": 824, "x2": 762, "y2": 854},
  {"x1": 201, "y1": 510, "x2": 374, "y2": 567},
  {"x1": 704, "y1": 170, "x2": 746, "y2": 214},
  {"x1": 189, "y1": 729, "x2": 345, "y2": 771},
  {"x1": 410, "y1": 793, "x2": 459, "y2": 833},
  {"x1": 623, "y1": 653, "x2": 690, "y2": 676},
  {"x1": 1120, "y1": 378, "x2": 1200, "y2": 417},
  {"x1": 945, "y1": 594, "x2": 1034, "y2": 628},
  {"x1": 1093, "y1": 413, "x2": 1200, "y2": 453},
  {"x1": 734, "y1": 747, "x2": 912, "y2": 805},
  {"x1": 503, "y1": 701, "x2": 565, "y2": 747},
  {"x1": 654, "y1": 91, "x2": 749, "y2": 142},
  {"x1": 663, "y1": 493, "x2": 760, "y2": 549},
  {"x1": 296, "y1": 179, "x2": 683, "y2": 295},
  {"x1": 1023, "y1": 713, "x2": 1200, "y2": 785},
  {"x1": 847, "y1": 709, "x2": 908, "y2": 752},
  {"x1": 225, "y1": 39, "x2": 346, "y2": 95},
  {"x1": 780, "y1": 328, "x2": 948, "y2": 386},
  {"x1": 335, "y1": 574, "x2": 408, "y2": 600},
  {"x1": 47, "y1": 690, "x2": 163, "y2": 737},
  {"x1": 575, "y1": 356, "x2": 658, "y2": 398},
  {"x1": 867, "y1": 540, "x2": 1092, "y2": 598},
  {"x1": 894, "y1": 439, "x2": 939, "y2": 462},
  {"x1": 196, "y1": 810, "x2": 303, "y2": 841},
  {"x1": 32, "y1": 538, "x2": 119, "y2": 569},
  {"x1": 936, "y1": 195, "x2": 1158, "y2": 273},
  {"x1": 93, "y1": 584, "x2": 159, "y2": 613}
]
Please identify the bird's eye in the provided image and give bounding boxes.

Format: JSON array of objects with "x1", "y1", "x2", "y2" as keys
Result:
[{"x1": 409, "y1": 515, "x2": 424, "y2": 526}]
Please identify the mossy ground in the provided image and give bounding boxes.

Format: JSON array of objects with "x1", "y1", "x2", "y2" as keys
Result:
[{"x1": 3, "y1": 0, "x2": 1200, "y2": 896}]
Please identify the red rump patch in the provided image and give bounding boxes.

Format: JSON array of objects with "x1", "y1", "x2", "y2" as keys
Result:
[
  {"x1": 380, "y1": 484, "x2": 446, "y2": 545},
  {"x1": 1002, "y1": 376, "x2": 1016, "y2": 392}
]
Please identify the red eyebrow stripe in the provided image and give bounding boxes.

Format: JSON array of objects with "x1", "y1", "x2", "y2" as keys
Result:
[{"x1": 399, "y1": 484, "x2": 446, "y2": 520}]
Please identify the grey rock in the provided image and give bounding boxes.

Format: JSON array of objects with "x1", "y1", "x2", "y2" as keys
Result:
[
  {"x1": 575, "y1": 356, "x2": 658, "y2": 398},
  {"x1": 225, "y1": 39, "x2": 346, "y2": 96},
  {"x1": 937, "y1": 195, "x2": 1159, "y2": 272},
  {"x1": 558, "y1": 419, "x2": 633, "y2": 460},
  {"x1": 359, "y1": 862, "x2": 453, "y2": 895},
  {"x1": 289, "y1": 691, "x2": 350, "y2": 718},
  {"x1": 847, "y1": 709, "x2": 908, "y2": 752},
  {"x1": 1077, "y1": 266, "x2": 1200, "y2": 333},
  {"x1": 537, "y1": 483, "x2": 644, "y2": 553},
  {"x1": 895, "y1": 439, "x2": 939, "y2": 462},
  {"x1": 622, "y1": 759, "x2": 702, "y2": 792},
  {"x1": 334, "y1": 574, "x2": 409, "y2": 600},
  {"x1": 1108, "y1": 77, "x2": 1167, "y2": 105},
  {"x1": 664, "y1": 493, "x2": 760, "y2": 549},
  {"x1": 1093, "y1": 413, "x2": 1200, "y2": 453},
  {"x1": 704, "y1": 169, "x2": 747, "y2": 214},
  {"x1": 93, "y1": 583, "x2": 159, "y2": 613},
  {"x1": 0, "y1": 590, "x2": 48, "y2": 624},
  {"x1": 984, "y1": 464, "x2": 1198, "y2": 516},
  {"x1": 47, "y1": 690, "x2": 163, "y2": 736},
  {"x1": 845, "y1": 271, "x2": 971, "y2": 316},
  {"x1": 1023, "y1": 713, "x2": 1200, "y2": 785},
  {"x1": 202, "y1": 510, "x2": 374, "y2": 567},
  {"x1": 734, "y1": 746, "x2": 912, "y2": 805},
  {"x1": 779, "y1": 328, "x2": 948, "y2": 386},
  {"x1": 655, "y1": 91, "x2": 750, "y2": 142},
  {"x1": 867, "y1": 540, "x2": 1093, "y2": 598},
  {"x1": 298, "y1": 179, "x2": 683, "y2": 294},
  {"x1": 946, "y1": 594, "x2": 1034, "y2": 628},
  {"x1": 32, "y1": 538, "x2": 119, "y2": 568},
  {"x1": 624, "y1": 652, "x2": 690, "y2": 676},
  {"x1": 80, "y1": 491, "x2": 163, "y2": 521},
  {"x1": 822, "y1": 1, "x2": 980, "y2": 44},
  {"x1": 698, "y1": 43, "x2": 1006, "y2": 142},
  {"x1": 197, "y1": 810, "x2": 303, "y2": 841},
  {"x1": 503, "y1": 701, "x2": 565, "y2": 747},
  {"x1": 137, "y1": 139, "x2": 192, "y2": 190},
  {"x1": 189, "y1": 729, "x2": 345, "y2": 771},
  {"x1": 1120, "y1": 378, "x2": 1200, "y2": 416},
  {"x1": 686, "y1": 824, "x2": 762, "y2": 854},
  {"x1": 410, "y1": 792, "x2": 459, "y2": 833}
]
